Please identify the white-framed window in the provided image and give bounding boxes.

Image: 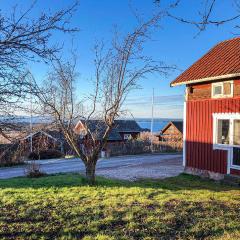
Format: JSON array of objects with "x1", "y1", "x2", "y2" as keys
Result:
[
  {"x1": 213, "y1": 113, "x2": 240, "y2": 149},
  {"x1": 213, "y1": 113, "x2": 240, "y2": 171},
  {"x1": 211, "y1": 81, "x2": 233, "y2": 98},
  {"x1": 123, "y1": 133, "x2": 132, "y2": 140},
  {"x1": 232, "y1": 147, "x2": 240, "y2": 167}
]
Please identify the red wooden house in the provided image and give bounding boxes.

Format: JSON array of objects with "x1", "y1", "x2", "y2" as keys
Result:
[
  {"x1": 171, "y1": 37, "x2": 240, "y2": 179},
  {"x1": 159, "y1": 121, "x2": 183, "y2": 142},
  {"x1": 74, "y1": 119, "x2": 143, "y2": 142}
]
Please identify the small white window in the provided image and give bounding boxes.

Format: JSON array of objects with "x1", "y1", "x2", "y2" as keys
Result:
[
  {"x1": 212, "y1": 81, "x2": 233, "y2": 98},
  {"x1": 124, "y1": 134, "x2": 132, "y2": 140},
  {"x1": 213, "y1": 84, "x2": 222, "y2": 95}
]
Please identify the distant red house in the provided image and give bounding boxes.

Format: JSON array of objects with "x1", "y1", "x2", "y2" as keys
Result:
[
  {"x1": 171, "y1": 37, "x2": 240, "y2": 179},
  {"x1": 74, "y1": 119, "x2": 143, "y2": 143},
  {"x1": 159, "y1": 121, "x2": 183, "y2": 143}
]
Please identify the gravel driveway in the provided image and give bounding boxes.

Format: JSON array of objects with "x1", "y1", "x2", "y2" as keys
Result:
[
  {"x1": 97, "y1": 154, "x2": 183, "y2": 180},
  {"x1": 0, "y1": 153, "x2": 183, "y2": 180}
]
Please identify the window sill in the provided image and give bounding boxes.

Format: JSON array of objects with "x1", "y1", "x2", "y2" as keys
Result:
[
  {"x1": 213, "y1": 144, "x2": 240, "y2": 150},
  {"x1": 231, "y1": 165, "x2": 240, "y2": 170},
  {"x1": 211, "y1": 94, "x2": 233, "y2": 99},
  {"x1": 213, "y1": 144, "x2": 229, "y2": 150}
]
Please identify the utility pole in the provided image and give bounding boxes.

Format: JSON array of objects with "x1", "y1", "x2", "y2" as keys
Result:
[
  {"x1": 29, "y1": 71, "x2": 33, "y2": 153},
  {"x1": 150, "y1": 88, "x2": 154, "y2": 152}
]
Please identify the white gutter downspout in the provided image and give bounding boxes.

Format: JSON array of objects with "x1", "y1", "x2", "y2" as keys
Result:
[{"x1": 183, "y1": 101, "x2": 187, "y2": 167}]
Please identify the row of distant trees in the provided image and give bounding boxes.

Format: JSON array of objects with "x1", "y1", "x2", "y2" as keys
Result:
[{"x1": 0, "y1": 0, "x2": 239, "y2": 183}]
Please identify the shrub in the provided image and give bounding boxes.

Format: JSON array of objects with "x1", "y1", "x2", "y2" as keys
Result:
[
  {"x1": 28, "y1": 151, "x2": 39, "y2": 160},
  {"x1": 107, "y1": 139, "x2": 182, "y2": 157},
  {"x1": 25, "y1": 161, "x2": 46, "y2": 178},
  {"x1": 0, "y1": 143, "x2": 25, "y2": 167},
  {"x1": 28, "y1": 149, "x2": 63, "y2": 160}
]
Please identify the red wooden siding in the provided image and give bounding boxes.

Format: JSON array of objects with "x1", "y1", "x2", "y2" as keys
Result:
[{"x1": 186, "y1": 97, "x2": 240, "y2": 174}]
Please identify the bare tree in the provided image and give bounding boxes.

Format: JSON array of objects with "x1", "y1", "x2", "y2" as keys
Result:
[
  {"x1": 34, "y1": 14, "x2": 174, "y2": 184},
  {"x1": 0, "y1": 1, "x2": 78, "y2": 138},
  {"x1": 158, "y1": 0, "x2": 240, "y2": 34}
]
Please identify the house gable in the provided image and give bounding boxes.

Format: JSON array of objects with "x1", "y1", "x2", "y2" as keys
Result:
[
  {"x1": 23, "y1": 130, "x2": 60, "y2": 142},
  {"x1": 74, "y1": 120, "x2": 87, "y2": 135},
  {"x1": 187, "y1": 79, "x2": 240, "y2": 101},
  {"x1": 161, "y1": 122, "x2": 183, "y2": 136}
]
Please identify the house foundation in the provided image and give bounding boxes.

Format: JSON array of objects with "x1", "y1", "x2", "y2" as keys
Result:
[{"x1": 184, "y1": 167, "x2": 224, "y2": 180}]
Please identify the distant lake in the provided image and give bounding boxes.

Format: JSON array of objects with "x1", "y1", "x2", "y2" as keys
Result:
[
  {"x1": 136, "y1": 118, "x2": 182, "y2": 133},
  {"x1": 6, "y1": 115, "x2": 182, "y2": 134}
]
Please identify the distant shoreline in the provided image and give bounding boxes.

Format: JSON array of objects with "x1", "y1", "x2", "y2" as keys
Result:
[
  {"x1": 136, "y1": 118, "x2": 183, "y2": 132},
  {"x1": 135, "y1": 118, "x2": 183, "y2": 122}
]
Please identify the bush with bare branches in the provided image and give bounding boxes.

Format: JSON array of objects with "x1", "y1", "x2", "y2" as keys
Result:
[{"x1": 25, "y1": 161, "x2": 46, "y2": 178}]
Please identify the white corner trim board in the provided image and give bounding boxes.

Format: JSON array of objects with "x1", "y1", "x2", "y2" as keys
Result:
[{"x1": 183, "y1": 102, "x2": 187, "y2": 167}]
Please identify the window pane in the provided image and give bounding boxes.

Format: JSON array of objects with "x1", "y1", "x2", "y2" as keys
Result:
[
  {"x1": 223, "y1": 82, "x2": 231, "y2": 95},
  {"x1": 233, "y1": 147, "x2": 240, "y2": 166},
  {"x1": 217, "y1": 119, "x2": 230, "y2": 144},
  {"x1": 233, "y1": 120, "x2": 240, "y2": 145},
  {"x1": 213, "y1": 85, "x2": 222, "y2": 95},
  {"x1": 124, "y1": 134, "x2": 131, "y2": 140}
]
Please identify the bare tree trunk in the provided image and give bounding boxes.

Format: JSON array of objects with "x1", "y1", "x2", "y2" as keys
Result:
[{"x1": 85, "y1": 159, "x2": 97, "y2": 184}]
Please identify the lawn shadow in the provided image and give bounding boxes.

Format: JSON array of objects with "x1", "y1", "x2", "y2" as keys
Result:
[{"x1": 0, "y1": 172, "x2": 238, "y2": 192}]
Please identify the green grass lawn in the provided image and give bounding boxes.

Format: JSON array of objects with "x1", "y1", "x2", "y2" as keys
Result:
[{"x1": 0, "y1": 174, "x2": 239, "y2": 240}]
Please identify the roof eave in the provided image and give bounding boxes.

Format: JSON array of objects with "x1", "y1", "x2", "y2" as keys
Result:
[{"x1": 171, "y1": 73, "x2": 240, "y2": 87}]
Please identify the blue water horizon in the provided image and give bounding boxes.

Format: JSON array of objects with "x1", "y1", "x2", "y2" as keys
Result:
[{"x1": 136, "y1": 118, "x2": 183, "y2": 133}]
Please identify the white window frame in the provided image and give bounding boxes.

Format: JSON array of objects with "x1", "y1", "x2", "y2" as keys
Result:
[
  {"x1": 123, "y1": 133, "x2": 132, "y2": 140},
  {"x1": 229, "y1": 147, "x2": 240, "y2": 170},
  {"x1": 211, "y1": 81, "x2": 233, "y2": 99},
  {"x1": 213, "y1": 113, "x2": 240, "y2": 149},
  {"x1": 213, "y1": 113, "x2": 240, "y2": 171}
]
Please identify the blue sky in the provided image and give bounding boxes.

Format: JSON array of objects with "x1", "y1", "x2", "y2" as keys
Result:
[{"x1": 1, "y1": 0, "x2": 238, "y2": 118}]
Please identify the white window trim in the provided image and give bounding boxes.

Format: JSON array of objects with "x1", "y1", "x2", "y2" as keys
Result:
[
  {"x1": 229, "y1": 149, "x2": 240, "y2": 170},
  {"x1": 212, "y1": 113, "x2": 240, "y2": 172},
  {"x1": 213, "y1": 113, "x2": 240, "y2": 149},
  {"x1": 211, "y1": 80, "x2": 233, "y2": 99}
]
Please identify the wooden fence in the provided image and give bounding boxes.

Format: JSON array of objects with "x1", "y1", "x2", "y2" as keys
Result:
[{"x1": 107, "y1": 139, "x2": 182, "y2": 157}]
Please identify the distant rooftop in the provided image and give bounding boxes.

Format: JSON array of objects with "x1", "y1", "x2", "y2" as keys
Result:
[{"x1": 78, "y1": 119, "x2": 143, "y2": 141}]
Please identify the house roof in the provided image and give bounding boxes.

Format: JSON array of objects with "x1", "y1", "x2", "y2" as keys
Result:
[
  {"x1": 161, "y1": 121, "x2": 183, "y2": 135},
  {"x1": 83, "y1": 120, "x2": 122, "y2": 141},
  {"x1": 76, "y1": 119, "x2": 143, "y2": 141},
  {"x1": 23, "y1": 130, "x2": 63, "y2": 142},
  {"x1": 171, "y1": 37, "x2": 240, "y2": 86},
  {"x1": 114, "y1": 120, "x2": 143, "y2": 132}
]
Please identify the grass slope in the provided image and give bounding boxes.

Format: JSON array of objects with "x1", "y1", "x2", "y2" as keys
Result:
[{"x1": 0, "y1": 173, "x2": 239, "y2": 240}]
